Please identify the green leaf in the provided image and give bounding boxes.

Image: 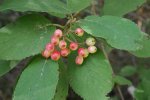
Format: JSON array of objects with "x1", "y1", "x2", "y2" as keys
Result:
[
  {"x1": 53, "y1": 61, "x2": 68, "y2": 100},
  {"x1": 0, "y1": 60, "x2": 10, "y2": 76},
  {"x1": 135, "y1": 79, "x2": 150, "y2": 100},
  {"x1": 68, "y1": 51, "x2": 113, "y2": 100},
  {"x1": 0, "y1": 14, "x2": 55, "y2": 60},
  {"x1": 131, "y1": 35, "x2": 150, "y2": 57},
  {"x1": 13, "y1": 57, "x2": 59, "y2": 100},
  {"x1": 0, "y1": 0, "x2": 70, "y2": 17},
  {"x1": 79, "y1": 15, "x2": 142, "y2": 51},
  {"x1": 119, "y1": 66, "x2": 137, "y2": 77},
  {"x1": 67, "y1": 0, "x2": 91, "y2": 12},
  {"x1": 114, "y1": 75, "x2": 132, "y2": 86},
  {"x1": 103, "y1": 0, "x2": 145, "y2": 16}
]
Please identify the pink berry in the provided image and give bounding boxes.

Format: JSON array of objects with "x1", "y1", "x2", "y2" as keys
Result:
[
  {"x1": 69, "y1": 42, "x2": 78, "y2": 51},
  {"x1": 86, "y1": 37, "x2": 96, "y2": 46},
  {"x1": 78, "y1": 48, "x2": 89, "y2": 58},
  {"x1": 54, "y1": 29, "x2": 63, "y2": 38},
  {"x1": 75, "y1": 56, "x2": 84, "y2": 65},
  {"x1": 51, "y1": 51, "x2": 61, "y2": 61},
  {"x1": 59, "y1": 40, "x2": 67, "y2": 49},
  {"x1": 45, "y1": 43, "x2": 55, "y2": 52},
  {"x1": 75, "y1": 28, "x2": 84, "y2": 36},
  {"x1": 51, "y1": 36, "x2": 59, "y2": 45},
  {"x1": 88, "y1": 46, "x2": 97, "y2": 53},
  {"x1": 42, "y1": 49, "x2": 51, "y2": 58},
  {"x1": 61, "y1": 48, "x2": 70, "y2": 57}
]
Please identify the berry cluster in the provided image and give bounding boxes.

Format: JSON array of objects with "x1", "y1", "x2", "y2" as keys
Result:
[{"x1": 42, "y1": 28, "x2": 97, "y2": 65}]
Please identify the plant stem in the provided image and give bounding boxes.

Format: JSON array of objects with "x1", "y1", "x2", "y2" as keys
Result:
[{"x1": 40, "y1": 23, "x2": 64, "y2": 29}]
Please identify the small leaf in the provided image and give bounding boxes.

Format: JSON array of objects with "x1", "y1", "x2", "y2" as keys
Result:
[
  {"x1": 79, "y1": 15, "x2": 142, "y2": 51},
  {"x1": 68, "y1": 51, "x2": 113, "y2": 100},
  {"x1": 103, "y1": 0, "x2": 145, "y2": 16},
  {"x1": 13, "y1": 56, "x2": 59, "y2": 100},
  {"x1": 0, "y1": 14, "x2": 55, "y2": 60},
  {"x1": 119, "y1": 66, "x2": 137, "y2": 77},
  {"x1": 114, "y1": 75, "x2": 132, "y2": 86},
  {"x1": 53, "y1": 61, "x2": 68, "y2": 100},
  {"x1": 0, "y1": 60, "x2": 10, "y2": 76}
]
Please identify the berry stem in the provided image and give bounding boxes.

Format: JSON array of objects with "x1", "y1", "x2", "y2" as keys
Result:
[{"x1": 39, "y1": 23, "x2": 64, "y2": 29}]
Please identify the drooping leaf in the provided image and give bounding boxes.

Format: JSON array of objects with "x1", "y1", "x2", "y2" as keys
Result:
[
  {"x1": 0, "y1": 60, "x2": 10, "y2": 76},
  {"x1": 79, "y1": 15, "x2": 142, "y2": 51},
  {"x1": 53, "y1": 60, "x2": 68, "y2": 100},
  {"x1": 13, "y1": 57, "x2": 59, "y2": 100},
  {"x1": 114, "y1": 75, "x2": 132, "y2": 86},
  {"x1": 68, "y1": 51, "x2": 113, "y2": 100},
  {"x1": 0, "y1": 0, "x2": 70, "y2": 17},
  {"x1": 67, "y1": 0, "x2": 91, "y2": 12},
  {"x1": 119, "y1": 66, "x2": 137, "y2": 77},
  {"x1": 103, "y1": 0, "x2": 145, "y2": 16},
  {"x1": 0, "y1": 14, "x2": 55, "y2": 60}
]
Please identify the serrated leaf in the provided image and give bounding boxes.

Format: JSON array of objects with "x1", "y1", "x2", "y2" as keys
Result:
[
  {"x1": 103, "y1": 0, "x2": 145, "y2": 16},
  {"x1": 119, "y1": 66, "x2": 137, "y2": 77},
  {"x1": 68, "y1": 51, "x2": 113, "y2": 100},
  {"x1": 0, "y1": 0, "x2": 70, "y2": 17},
  {"x1": 79, "y1": 15, "x2": 142, "y2": 51},
  {"x1": 131, "y1": 35, "x2": 150, "y2": 57},
  {"x1": 53, "y1": 61, "x2": 68, "y2": 100},
  {"x1": 0, "y1": 14, "x2": 55, "y2": 60},
  {"x1": 67, "y1": 0, "x2": 91, "y2": 12},
  {"x1": 0, "y1": 60, "x2": 10, "y2": 76},
  {"x1": 114, "y1": 75, "x2": 132, "y2": 86},
  {"x1": 13, "y1": 57, "x2": 59, "y2": 100}
]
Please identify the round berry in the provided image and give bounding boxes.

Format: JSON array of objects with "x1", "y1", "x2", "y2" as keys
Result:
[
  {"x1": 51, "y1": 51, "x2": 61, "y2": 61},
  {"x1": 75, "y1": 28, "x2": 84, "y2": 36},
  {"x1": 61, "y1": 48, "x2": 70, "y2": 57},
  {"x1": 51, "y1": 36, "x2": 59, "y2": 45},
  {"x1": 78, "y1": 48, "x2": 89, "y2": 58},
  {"x1": 59, "y1": 40, "x2": 67, "y2": 49},
  {"x1": 42, "y1": 49, "x2": 51, "y2": 58},
  {"x1": 69, "y1": 42, "x2": 78, "y2": 51},
  {"x1": 75, "y1": 56, "x2": 84, "y2": 65},
  {"x1": 86, "y1": 37, "x2": 96, "y2": 46},
  {"x1": 88, "y1": 46, "x2": 97, "y2": 53},
  {"x1": 54, "y1": 29, "x2": 63, "y2": 38},
  {"x1": 45, "y1": 43, "x2": 54, "y2": 52}
]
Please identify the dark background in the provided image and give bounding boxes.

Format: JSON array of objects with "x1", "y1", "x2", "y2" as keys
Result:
[{"x1": 0, "y1": 0, "x2": 150, "y2": 100}]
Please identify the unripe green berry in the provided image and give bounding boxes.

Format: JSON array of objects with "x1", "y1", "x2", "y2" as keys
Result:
[{"x1": 86, "y1": 37, "x2": 96, "y2": 46}]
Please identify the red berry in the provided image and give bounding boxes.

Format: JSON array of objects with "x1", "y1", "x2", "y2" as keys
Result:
[
  {"x1": 61, "y1": 48, "x2": 70, "y2": 57},
  {"x1": 88, "y1": 46, "x2": 97, "y2": 53},
  {"x1": 59, "y1": 40, "x2": 67, "y2": 49},
  {"x1": 51, "y1": 51, "x2": 61, "y2": 61},
  {"x1": 54, "y1": 29, "x2": 63, "y2": 38},
  {"x1": 42, "y1": 49, "x2": 51, "y2": 58},
  {"x1": 69, "y1": 42, "x2": 78, "y2": 51},
  {"x1": 51, "y1": 36, "x2": 59, "y2": 45},
  {"x1": 78, "y1": 48, "x2": 89, "y2": 58},
  {"x1": 75, "y1": 56, "x2": 84, "y2": 65},
  {"x1": 75, "y1": 28, "x2": 84, "y2": 36},
  {"x1": 86, "y1": 37, "x2": 96, "y2": 46},
  {"x1": 45, "y1": 43, "x2": 55, "y2": 52}
]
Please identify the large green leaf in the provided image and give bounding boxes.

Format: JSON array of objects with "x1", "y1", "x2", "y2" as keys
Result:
[
  {"x1": 0, "y1": 14, "x2": 55, "y2": 60},
  {"x1": 0, "y1": 0, "x2": 70, "y2": 17},
  {"x1": 13, "y1": 57, "x2": 59, "y2": 100},
  {"x1": 67, "y1": 0, "x2": 91, "y2": 12},
  {"x1": 0, "y1": 60, "x2": 10, "y2": 76},
  {"x1": 53, "y1": 60, "x2": 68, "y2": 100},
  {"x1": 68, "y1": 51, "x2": 113, "y2": 100},
  {"x1": 79, "y1": 16, "x2": 142, "y2": 51},
  {"x1": 103, "y1": 0, "x2": 145, "y2": 16},
  {"x1": 131, "y1": 35, "x2": 150, "y2": 57}
]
